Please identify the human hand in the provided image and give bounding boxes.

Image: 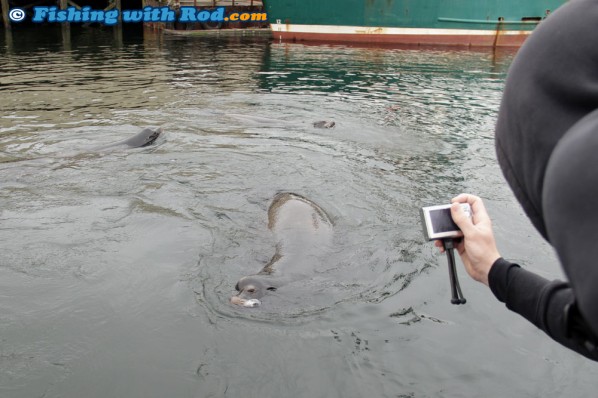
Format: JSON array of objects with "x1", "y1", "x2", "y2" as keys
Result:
[{"x1": 434, "y1": 194, "x2": 501, "y2": 286}]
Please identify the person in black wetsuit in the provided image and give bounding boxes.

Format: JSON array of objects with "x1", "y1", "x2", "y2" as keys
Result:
[{"x1": 439, "y1": 0, "x2": 598, "y2": 360}]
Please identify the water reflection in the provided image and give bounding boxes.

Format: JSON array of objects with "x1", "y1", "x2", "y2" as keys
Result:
[{"x1": 258, "y1": 42, "x2": 515, "y2": 94}]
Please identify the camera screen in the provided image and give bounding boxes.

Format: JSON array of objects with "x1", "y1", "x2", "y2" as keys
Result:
[{"x1": 429, "y1": 208, "x2": 459, "y2": 233}]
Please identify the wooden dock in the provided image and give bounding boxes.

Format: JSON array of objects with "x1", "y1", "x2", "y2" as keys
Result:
[
  {"x1": 174, "y1": 0, "x2": 263, "y2": 7},
  {"x1": 144, "y1": 0, "x2": 269, "y2": 32},
  {"x1": 1, "y1": 0, "x2": 270, "y2": 38}
]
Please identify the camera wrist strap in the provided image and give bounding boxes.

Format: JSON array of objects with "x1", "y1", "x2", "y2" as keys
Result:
[{"x1": 442, "y1": 239, "x2": 466, "y2": 305}]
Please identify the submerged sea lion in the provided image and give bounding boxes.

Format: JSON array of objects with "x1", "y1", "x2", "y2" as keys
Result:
[
  {"x1": 230, "y1": 193, "x2": 334, "y2": 308},
  {"x1": 93, "y1": 127, "x2": 162, "y2": 151},
  {"x1": 3, "y1": 127, "x2": 163, "y2": 165},
  {"x1": 226, "y1": 113, "x2": 335, "y2": 130}
]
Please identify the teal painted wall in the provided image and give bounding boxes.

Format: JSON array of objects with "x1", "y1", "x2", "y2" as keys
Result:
[{"x1": 265, "y1": 0, "x2": 566, "y2": 30}]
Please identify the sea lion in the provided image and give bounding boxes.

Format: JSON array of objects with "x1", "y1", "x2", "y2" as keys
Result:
[
  {"x1": 93, "y1": 127, "x2": 162, "y2": 151},
  {"x1": 3, "y1": 127, "x2": 163, "y2": 165},
  {"x1": 230, "y1": 193, "x2": 334, "y2": 308},
  {"x1": 226, "y1": 113, "x2": 335, "y2": 130},
  {"x1": 313, "y1": 121, "x2": 335, "y2": 129}
]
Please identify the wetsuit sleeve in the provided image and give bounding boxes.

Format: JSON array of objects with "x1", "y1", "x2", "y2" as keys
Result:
[{"x1": 488, "y1": 258, "x2": 598, "y2": 360}]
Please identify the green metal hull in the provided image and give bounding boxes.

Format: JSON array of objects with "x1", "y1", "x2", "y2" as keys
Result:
[{"x1": 264, "y1": 0, "x2": 567, "y2": 46}]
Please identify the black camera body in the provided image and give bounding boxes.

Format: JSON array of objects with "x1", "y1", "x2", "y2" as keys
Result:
[{"x1": 420, "y1": 203, "x2": 472, "y2": 241}]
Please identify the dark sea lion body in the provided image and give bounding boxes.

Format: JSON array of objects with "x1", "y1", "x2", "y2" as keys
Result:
[{"x1": 230, "y1": 193, "x2": 333, "y2": 307}]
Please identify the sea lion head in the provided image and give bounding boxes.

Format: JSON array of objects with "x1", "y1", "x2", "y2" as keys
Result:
[
  {"x1": 230, "y1": 276, "x2": 277, "y2": 308},
  {"x1": 313, "y1": 120, "x2": 335, "y2": 129},
  {"x1": 137, "y1": 127, "x2": 162, "y2": 147}
]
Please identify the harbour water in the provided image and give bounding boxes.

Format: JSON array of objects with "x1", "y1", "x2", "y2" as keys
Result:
[{"x1": 1, "y1": 26, "x2": 596, "y2": 397}]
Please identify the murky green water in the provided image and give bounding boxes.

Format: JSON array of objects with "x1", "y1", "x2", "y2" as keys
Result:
[{"x1": 1, "y1": 26, "x2": 595, "y2": 397}]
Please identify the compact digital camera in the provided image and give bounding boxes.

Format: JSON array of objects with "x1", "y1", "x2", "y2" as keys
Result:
[{"x1": 420, "y1": 203, "x2": 472, "y2": 241}]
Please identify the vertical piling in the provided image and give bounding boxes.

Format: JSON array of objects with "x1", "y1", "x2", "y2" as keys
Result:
[
  {"x1": 113, "y1": 0, "x2": 122, "y2": 46},
  {"x1": 2, "y1": 0, "x2": 10, "y2": 30},
  {"x1": 59, "y1": 0, "x2": 71, "y2": 50},
  {"x1": 5, "y1": 24, "x2": 13, "y2": 53},
  {"x1": 115, "y1": 0, "x2": 121, "y2": 25}
]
